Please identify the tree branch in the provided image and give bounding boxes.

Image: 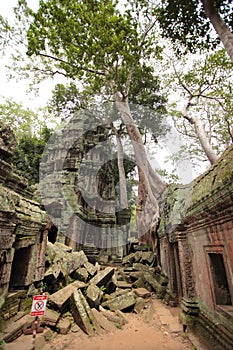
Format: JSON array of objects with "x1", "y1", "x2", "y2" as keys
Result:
[{"x1": 38, "y1": 52, "x2": 106, "y2": 76}]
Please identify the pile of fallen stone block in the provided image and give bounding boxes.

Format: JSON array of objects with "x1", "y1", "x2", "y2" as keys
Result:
[{"x1": 0, "y1": 242, "x2": 170, "y2": 347}]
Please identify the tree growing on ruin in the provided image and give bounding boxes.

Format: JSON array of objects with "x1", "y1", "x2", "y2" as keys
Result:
[{"x1": 17, "y1": 0, "x2": 167, "y2": 246}]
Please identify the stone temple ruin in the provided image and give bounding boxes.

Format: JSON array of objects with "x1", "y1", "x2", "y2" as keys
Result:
[
  {"x1": 0, "y1": 122, "x2": 49, "y2": 323},
  {"x1": 0, "y1": 117, "x2": 233, "y2": 350},
  {"x1": 39, "y1": 112, "x2": 132, "y2": 263}
]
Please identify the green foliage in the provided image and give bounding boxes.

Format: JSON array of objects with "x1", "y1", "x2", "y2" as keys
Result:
[
  {"x1": 12, "y1": 125, "x2": 52, "y2": 185},
  {"x1": 99, "y1": 285, "x2": 106, "y2": 292},
  {"x1": 156, "y1": 0, "x2": 233, "y2": 54},
  {"x1": 0, "y1": 98, "x2": 40, "y2": 137},
  {"x1": 0, "y1": 340, "x2": 6, "y2": 350},
  {"x1": 0, "y1": 15, "x2": 12, "y2": 54},
  {"x1": 48, "y1": 82, "x2": 96, "y2": 120},
  {"x1": 0, "y1": 98, "x2": 53, "y2": 185},
  {"x1": 25, "y1": 0, "x2": 163, "y2": 98},
  {"x1": 114, "y1": 322, "x2": 122, "y2": 329},
  {"x1": 162, "y1": 48, "x2": 233, "y2": 169}
]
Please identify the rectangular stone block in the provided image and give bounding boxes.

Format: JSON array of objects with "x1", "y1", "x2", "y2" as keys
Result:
[
  {"x1": 101, "y1": 291, "x2": 136, "y2": 311},
  {"x1": 48, "y1": 280, "x2": 87, "y2": 311},
  {"x1": 84, "y1": 261, "x2": 97, "y2": 277},
  {"x1": 70, "y1": 289, "x2": 95, "y2": 335},
  {"x1": 41, "y1": 308, "x2": 60, "y2": 327},
  {"x1": 144, "y1": 272, "x2": 160, "y2": 292},
  {"x1": 89, "y1": 267, "x2": 115, "y2": 287},
  {"x1": 57, "y1": 318, "x2": 71, "y2": 334},
  {"x1": 86, "y1": 284, "x2": 104, "y2": 308},
  {"x1": 0, "y1": 315, "x2": 32, "y2": 342},
  {"x1": 134, "y1": 288, "x2": 151, "y2": 298}
]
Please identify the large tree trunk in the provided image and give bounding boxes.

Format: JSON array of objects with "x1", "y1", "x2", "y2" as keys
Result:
[
  {"x1": 194, "y1": 116, "x2": 218, "y2": 165},
  {"x1": 115, "y1": 94, "x2": 166, "y2": 252},
  {"x1": 112, "y1": 126, "x2": 128, "y2": 208},
  {"x1": 202, "y1": 0, "x2": 233, "y2": 62},
  {"x1": 184, "y1": 114, "x2": 218, "y2": 165}
]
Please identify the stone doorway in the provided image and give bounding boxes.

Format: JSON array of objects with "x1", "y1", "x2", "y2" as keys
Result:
[
  {"x1": 168, "y1": 243, "x2": 183, "y2": 301},
  {"x1": 48, "y1": 225, "x2": 58, "y2": 244},
  {"x1": 209, "y1": 253, "x2": 232, "y2": 306},
  {"x1": 9, "y1": 246, "x2": 32, "y2": 289}
]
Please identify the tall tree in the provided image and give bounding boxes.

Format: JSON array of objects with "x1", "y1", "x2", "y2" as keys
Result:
[
  {"x1": 0, "y1": 98, "x2": 52, "y2": 185},
  {"x1": 163, "y1": 49, "x2": 233, "y2": 167},
  {"x1": 13, "y1": 125, "x2": 52, "y2": 185},
  {"x1": 0, "y1": 98, "x2": 40, "y2": 137},
  {"x1": 23, "y1": 0, "x2": 167, "y2": 245},
  {"x1": 156, "y1": 0, "x2": 233, "y2": 62}
]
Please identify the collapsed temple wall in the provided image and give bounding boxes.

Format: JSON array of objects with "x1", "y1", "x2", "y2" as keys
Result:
[
  {"x1": 1, "y1": 117, "x2": 233, "y2": 349},
  {"x1": 0, "y1": 122, "x2": 49, "y2": 323},
  {"x1": 158, "y1": 145, "x2": 233, "y2": 350}
]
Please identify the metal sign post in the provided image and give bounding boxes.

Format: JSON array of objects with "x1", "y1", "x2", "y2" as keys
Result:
[{"x1": 24, "y1": 294, "x2": 48, "y2": 338}]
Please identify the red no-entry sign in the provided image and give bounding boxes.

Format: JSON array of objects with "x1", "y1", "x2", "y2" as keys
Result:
[{"x1": 30, "y1": 295, "x2": 48, "y2": 316}]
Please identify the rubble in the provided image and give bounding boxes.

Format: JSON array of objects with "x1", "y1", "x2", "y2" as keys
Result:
[
  {"x1": 2, "y1": 242, "x2": 169, "y2": 346},
  {"x1": 89, "y1": 267, "x2": 115, "y2": 287},
  {"x1": 101, "y1": 291, "x2": 136, "y2": 311},
  {"x1": 86, "y1": 284, "x2": 104, "y2": 308},
  {"x1": 91, "y1": 309, "x2": 117, "y2": 333},
  {"x1": 48, "y1": 281, "x2": 87, "y2": 311}
]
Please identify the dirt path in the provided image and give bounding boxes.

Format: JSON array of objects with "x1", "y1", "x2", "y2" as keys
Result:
[{"x1": 41, "y1": 298, "x2": 197, "y2": 350}]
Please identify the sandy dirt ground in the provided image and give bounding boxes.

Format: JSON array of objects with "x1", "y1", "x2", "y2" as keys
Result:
[{"x1": 41, "y1": 298, "x2": 199, "y2": 350}]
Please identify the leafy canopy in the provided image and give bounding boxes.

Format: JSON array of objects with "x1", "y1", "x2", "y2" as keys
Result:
[
  {"x1": 26, "y1": 0, "x2": 160, "y2": 96},
  {"x1": 156, "y1": 0, "x2": 233, "y2": 53}
]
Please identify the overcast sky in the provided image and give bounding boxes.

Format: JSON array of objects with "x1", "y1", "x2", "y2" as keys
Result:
[
  {"x1": 0, "y1": 0, "x2": 61, "y2": 109},
  {"x1": 0, "y1": 1, "x2": 198, "y2": 183}
]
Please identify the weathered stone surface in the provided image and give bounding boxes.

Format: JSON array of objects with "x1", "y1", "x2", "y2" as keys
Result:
[
  {"x1": 71, "y1": 324, "x2": 81, "y2": 333},
  {"x1": 132, "y1": 277, "x2": 145, "y2": 289},
  {"x1": 70, "y1": 289, "x2": 95, "y2": 335},
  {"x1": 133, "y1": 251, "x2": 142, "y2": 262},
  {"x1": 107, "y1": 288, "x2": 132, "y2": 300},
  {"x1": 84, "y1": 261, "x2": 97, "y2": 277},
  {"x1": 122, "y1": 253, "x2": 135, "y2": 265},
  {"x1": 91, "y1": 308, "x2": 117, "y2": 333},
  {"x1": 156, "y1": 146, "x2": 233, "y2": 349},
  {"x1": 116, "y1": 281, "x2": 132, "y2": 289},
  {"x1": 1, "y1": 292, "x2": 27, "y2": 322},
  {"x1": 48, "y1": 281, "x2": 87, "y2": 311},
  {"x1": 65, "y1": 251, "x2": 88, "y2": 275},
  {"x1": 140, "y1": 252, "x2": 155, "y2": 265},
  {"x1": 57, "y1": 318, "x2": 71, "y2": 334},
  {"x1": 41, "y1": 308, "x2": 60, "y2": 327},
  {"x1": 115, "y1": 310, "x2": 129, "y2": 325},
  {"x1": 141, "y1": 301, "x2": 156, "y2": 323},
  {"x1": 104, "y1": 273, "x2": 117, "y2": 294},
  {"x1": 89, "y1": 267, "x2": 115, "y2": 287},
  {"x1": 73, "y1": 267, "x2": 89, "y2": 282},
  {"x1": 134, "y1": 297, "x2": 147, "y2": 314},
  {"x1": 101, "y1": 291, "x2": 136, "y2": 311},
  {"x1": 45, "y1": 243, "x2": 88, "y2": 277},
  {"x1": 132, "y1": 263, "x2": 150, "y2": 271},
  {"x1": 144, "y1": 272, "x2": 160, "y2": 292},
  {"x1": 159, "y1": 275, "x2": 168, "y2": 286},
  {"x1": 44, "y1": 263, "x2": 61, "y2": 283},
  {"x1": 86, "y1": 284, "x2": 104, "y2": 308},
  {"x1": 1, "y1": 335, "x2": 34, "y2": 350},
  {"x1": 128, "y1": 271, "x2": 145, "y2": 280},
  {"x1": 0, "y1": 315, "x2": 32, "y2": 342},
  {"x1": 134, "y1": 288, "x2": 151, "y2": 298},
  {"x1": 54, "y1": 242, "x2": 72, "y2": 253},
  {"x1": 99, "y1": 306, "x2": 122, "y2": 324}
]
